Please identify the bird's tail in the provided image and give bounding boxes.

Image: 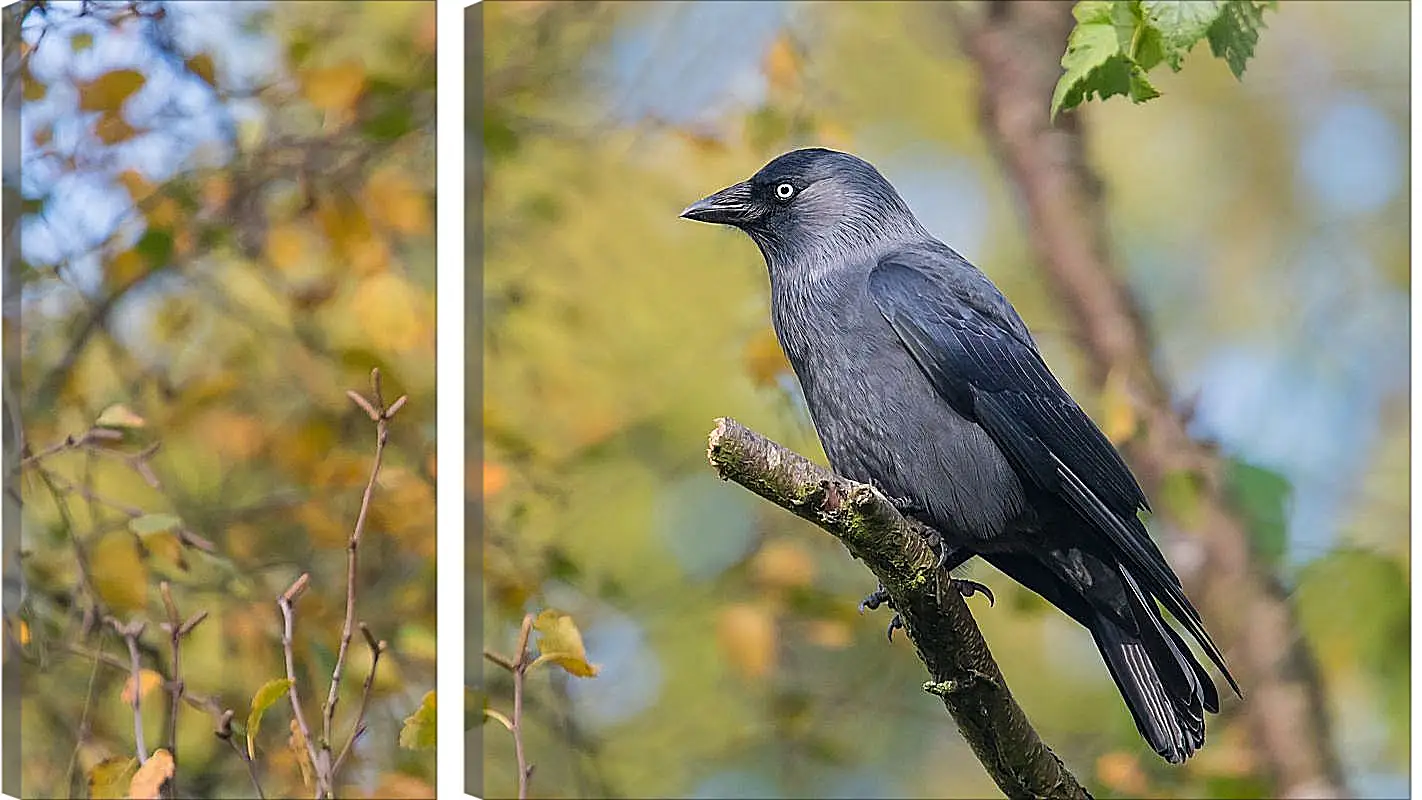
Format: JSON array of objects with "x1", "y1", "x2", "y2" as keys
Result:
[{"x1": 1089, "y1": 569, "x2": 1219, "y2": 764}]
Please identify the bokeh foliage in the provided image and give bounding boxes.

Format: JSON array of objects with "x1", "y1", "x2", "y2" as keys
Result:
[
  {"x1": 9, "y1": 2, "x2": 436, "y2": 797},
  {"x1": 477, "y1": 2, "x2": 1407, "y2": 798}
]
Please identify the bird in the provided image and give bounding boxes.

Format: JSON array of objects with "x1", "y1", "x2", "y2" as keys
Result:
[{"x1": 680, "y1": 147, "x2": 1240, "y2": 764}]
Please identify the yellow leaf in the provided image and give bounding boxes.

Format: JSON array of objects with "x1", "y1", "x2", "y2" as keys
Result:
[
  {"x1": 265, "y1": 223, "x2": 308, "y2": 273},
  {"x1": 805, "y1": 619, "x2": 852, "y2": 649},
  {"x1": 91, "y1": 532, "x2": 148, "y2": 614},
  {"x1": 301, "y1": 62, "x2": 366, "y2": 114},
  {"x1": 22, "y1": 73, "x2": 46, "y2": 102},
  {"x1": 78, "y1": 69, "x2": 146, "y2": 112},
  {"x1": 350, "y1": 272, "x2": 427, "y2": 353},
  {"x1": 763, "y1": 34, "x2": 801, "y2": 93},
  {"x1": 105, "y1": 249, "x2": 148, "y2": 289},
  {"x1": 717, "y1": 603, "x2": 776, "y2": 679},
  {"x1": 16, "y1": 618, "x2": 29, "y2": 646},
  {"x1": 533, "y1": 610, "x2": 600, "y2": 678},
  {"x1": 96, "y1": 403, "x2": 146, "y2": 429},
  {"x1": 364, "y1": 169, "x2": 431, "y2": 235},
  {"x1": 1095, "y1": 750, "x2": 1148, "y2": 796},
  {"x1": 117, "y1": 169, "x2": 157, "y2": 204},
  {"x1": 743, "y1": 327, "x2": 792, "y2": 388},
  {"x1": 751, "y1": 539, "x2": 815, "y2": 590},
  {"x1": 86, "y1": 756, "x2": 137, "y2": 800},
  {"x1": 201, "y1": 174, "x2": 232, "y2": 212},
  {"x1": 371, "y1": 773, "x2": 436, "y2": 799},
  {"x1": 145, "y1": 196, "x2": 180, "y2": 230},
  {"x1": 346, "y1": 231, "x2": 391, "y2": 275},
  {"x1": 94, "y1": 111, "x2": 138, "y2": 145},
  {"x1": 141, "y1": 531, "x2": 188, "y2": 575},
  {"x1": 127, "y1": 748, "x2": 174, "y2": 800},
  {"x1": 193, "y1": 409, "x2": 266, "y2": 461},
  {"x1": 483, "y1": 461, "x2": 508, "y2": 497},
  {"x1": 246, "y1": 677, "x2": 294, "y2": 760},
  {"x1": 120, "y1": 668, "x2": 165, "y2": 705},
  {"x1": 817, "y1": 120, "x2": 853, "y2": 151},
  {"x1": 288, "y1": 719, "x2": 313, "y2": 789},
  {"x1": 1099, "y1": 367, "x2": 1138, "y2": 444},
  {"x1": 415, "y1": 3, "x2": 437, "y2": 53},
  {"x1": 399, "y1": 690, "x2": 437, "y2": 750},
  {"x1": 186, "y1": 53, "x2": 216, "y2": 87},
  {"x1": 296, "y1": 500, "x2": 348, "y2": 548}
]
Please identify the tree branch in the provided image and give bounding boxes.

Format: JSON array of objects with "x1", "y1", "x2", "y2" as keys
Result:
[
  {"x1": 110, "y1": 618, "x2": 149, "y2": 763},
  {"x1": 946, "y1": 4, "x2": 1346, "y2": 796},
  {"x1": 277, "y1": 573, "x2": 327, "y2": 799},
  {"x1": 706, "y1": 418, "x2": 1090, "y2": 800},
  {"x1": 322, "y1": 368, "x2": 402, "y2": 790}
]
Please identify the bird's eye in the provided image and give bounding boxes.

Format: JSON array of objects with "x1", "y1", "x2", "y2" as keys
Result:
[{"x1": 774, "y1": 182, "x2": 796, "y2": 201}]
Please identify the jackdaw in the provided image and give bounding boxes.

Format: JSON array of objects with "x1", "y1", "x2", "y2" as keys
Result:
[{"x1": 681, "y1": 147, "x2": 1240, "y2": 763}]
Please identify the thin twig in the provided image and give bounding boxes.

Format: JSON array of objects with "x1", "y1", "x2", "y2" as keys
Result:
[
  {"x1": 217, "y1": 709, "x2": 266, "y2": 800},
  {"x1": 158, "y1": 581, "x2": 206, "y2": 799},
  {"x1": 277, "y1": 573, "x2": 327, "y2": 798},
  {"x1": 111, "y1": 617, "x2": 150, "y2": 763},
  {"x1": 321, "y1": 368, "x2": 403, "y2": 788},
  {"x1": 61, "y1": 628, "x2": 106, "y2": 798},
  {"x1": 18, "y1": 427, "x2": 123, "y2": 467},
  {"x1": 332, "y1": 623, "x2": 386, "y2": 775},
  {"x1": 483, "y1": 649, "x2": 516, "y2": 672},
  {"x1": 512, "y1": 613, "x2": 535, "y2": 800}
]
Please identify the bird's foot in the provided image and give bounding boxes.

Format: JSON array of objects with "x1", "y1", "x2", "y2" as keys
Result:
[
  {"x1": 952, "y1": 577, "x2": 995, "y2": 607},
  {"x1": 858, "y1": 584, "x2": 891, "y2": 614},
  {"x1": 922, "y1": 528, "x2": 952, "y2": 571},
  {"x1": 886, "y1": 613, "x2": 904, "y2": 642},
  {"x1": 867, "y1": 479, "x2": 925, "y2": 517},
  {"x1": 888, "y1": 493, "x2": 926, "y2": 517}
]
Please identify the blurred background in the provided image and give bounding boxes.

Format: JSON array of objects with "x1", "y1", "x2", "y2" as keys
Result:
[
  {"x1": 477, "y1": 2, "x2": 1408, "y2": 799},
  {"x1": 8, "y1": 2, "x2": 436, "y2": 797}
]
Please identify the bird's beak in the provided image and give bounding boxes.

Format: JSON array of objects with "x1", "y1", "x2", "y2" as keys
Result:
[{"x1": 679, "y1": 181, "x2": 756, "y2": 226}]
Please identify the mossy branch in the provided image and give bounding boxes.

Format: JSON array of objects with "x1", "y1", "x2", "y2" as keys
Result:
[{"x1": 706, "y1": 417, "x2": 1091, "y2": 800}]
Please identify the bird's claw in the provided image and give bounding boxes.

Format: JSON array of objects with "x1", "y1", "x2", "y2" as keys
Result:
[
  {"x1": 859, "y1": 584, "x2": 891, "y2": 614},
  {"x1": 953, "y1": 578, "x2": 995, "y2": 607},
  {"x1": 889, "y1": 494, "x2": 925, "y2": 516},
  {"x1": 886, "y1": 613, "x2": 904, "y2": 641}
]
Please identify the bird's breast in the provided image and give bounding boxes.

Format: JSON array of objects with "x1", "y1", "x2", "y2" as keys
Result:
[{"x1": 769, "y1": 278, "x2": 1028, "y2": 543}]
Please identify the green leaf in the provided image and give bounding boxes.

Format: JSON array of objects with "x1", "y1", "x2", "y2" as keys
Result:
[
  {"x1": 1141, "y1": 1, "x2": 1224, "y2": 68},
  {"x1": 1157, "y1": 468, "x2": 1205, "y2": 529},
  {"x1": 96, "y1": 403, "x2": 146, "y2": 429},
  {"x1": 400, "y1": 690, "x2": 437, "y2": 749},
  {"x1": 246, "y1": 677, "x2": 294, "y2": 760},
  {"x1": 87, "y1": 756, "x2": 138, "y2": 799},
  {"x1": 465, "y1": 687, "x2": 487, "y2": 730},
  {"x1": 129, "y1": 513, "x2": 182, "y2": 536},
  {"x1": 1224, "y1": 459, "x2": 1290, "y2": 566},
  {"x1": 363, "y1": 106, "x2": 416, "y2": 142},
  {"x1": 1207, "y1": 0, "x2": 1270, "y2": 78},
  {"x1": 71, "y1": 32, "x2": 95, "y2": 53},
  {"x1": 1051, "y1": 1, "x2": 1160, "y2": 119},
  {"x1": 135, "y1": 229, "x2": 174, "y2": 266},
  {"x1": 1053, "y1": 0, "x2": 1271, "y2": 116}
]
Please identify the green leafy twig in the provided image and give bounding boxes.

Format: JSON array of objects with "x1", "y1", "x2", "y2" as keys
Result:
[
  {"x1": 485, "y1": 610, "x2": 600, "y2": 800},
  {"x1": 1051, "y1": 0, "x2": 1276, "y2": 119}
]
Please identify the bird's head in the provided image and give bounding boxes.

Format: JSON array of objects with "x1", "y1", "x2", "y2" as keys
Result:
[{"x1": 680, "y1": 148, "x2": 922, "y2": 265}]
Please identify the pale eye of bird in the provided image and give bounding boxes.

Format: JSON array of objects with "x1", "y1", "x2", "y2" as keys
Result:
[{"x1": 774, "y1": 182, "x2": 795, "y2": 201}]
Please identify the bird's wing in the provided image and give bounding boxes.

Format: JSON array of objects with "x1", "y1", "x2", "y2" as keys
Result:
[{"x1": 868, "y1": 253, "x2": 1239, "y2": 695}]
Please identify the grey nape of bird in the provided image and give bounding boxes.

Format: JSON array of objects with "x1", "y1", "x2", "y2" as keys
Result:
[{"x1": 681, "y1": 147, "x2": 1241, "y2": 765}]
